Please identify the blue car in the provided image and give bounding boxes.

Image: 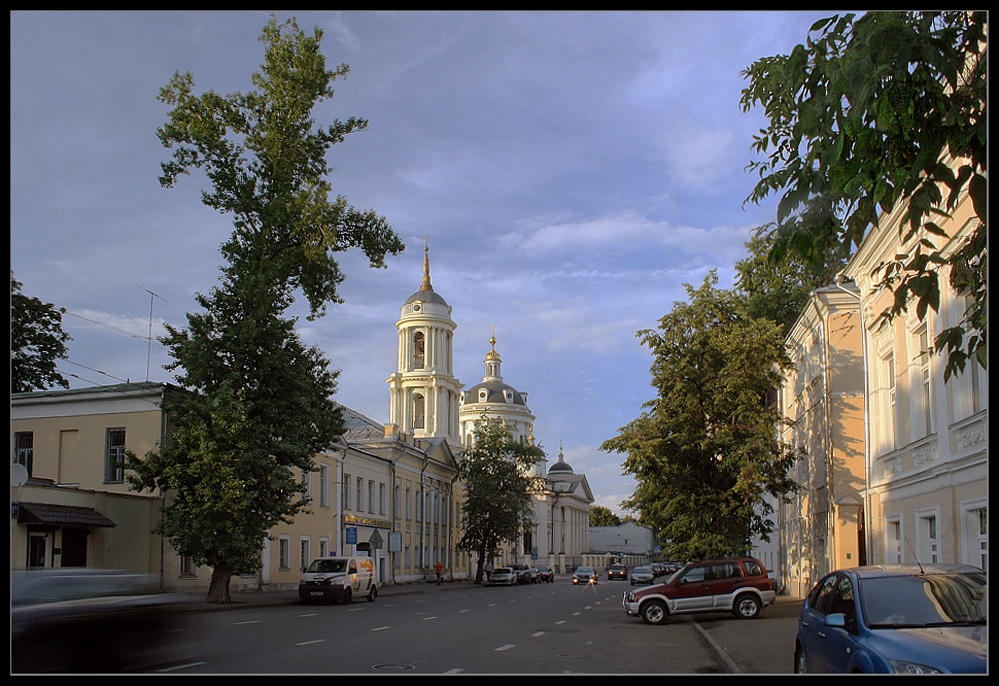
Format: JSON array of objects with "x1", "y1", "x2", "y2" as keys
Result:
[{"x1": 794, "y1": 564, "x2": 987, "y2": 674}]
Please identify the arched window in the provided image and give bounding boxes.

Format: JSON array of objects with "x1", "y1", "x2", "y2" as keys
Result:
[
  {"x1": 414, "y1": 394, "x2": 426, "y2": 429},
  {"x1": 414, "y1": 332, "x2": 426, "y2": 369}
]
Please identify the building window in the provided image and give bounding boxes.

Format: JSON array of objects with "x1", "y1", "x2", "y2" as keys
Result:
[
  {"x1": 104, "y1": 428, "x2": 126, "y2": 483},
  {"x1": 180, "y1": 556, "x2": 195, "y2": 577},
  {"x1": 14, "y1": 431, "x2": 33, "y2": 477},
  {"x1": 886, "y1": 517, "x2": 903, "y2": 564},
  {"x1": 356, "y1": 477, "x2": 363, "y2": 513},
  {"x1": 379, "y1": 483, "x2": 386, "y2": 516},
  {"x1": 917, "y1": 510, "x2": 939, "y2": 563},
  {"x1": 300, "y1": 537, "x2": 311, "y2": 572},
  {"x1": 302, "y1": 469, "x2": 312, "y2": 499},
  {"x1": 343, "y1": 473, "x2": 351, "y2": 510},
  {"x1": 962, "y1": 502, "x2": 988, "y2": 571},
  {"x1": 394, "y1": 484, "x2": 401, "y2": 518},
  {"x1": 320, "y1": 464, "x2": 330, "y2": 508},
  {"x1": 878, "y1": 351, "x2": 896, "y2": 452},
  {"x1": 368, "y1": 480, "x2": 375, "y2": 514},
  {"x1": 914, "y1": 326, "x2": 932, "y2": 436},
  {"x1": 414, "y1": 332, "x2": 425, "y2": 369},
  {"x1": 414, "y1": 394, "x2": 426, "y2": 429},
  {"x1": 406, "y1": 487, "x2": 412, "y2": 520},
  {"x1": 278, "y1": 536, "x2": 291, "y2": 571},
  {"x1": 319, "y1": 538, "x2": 330, "y2": 558}
]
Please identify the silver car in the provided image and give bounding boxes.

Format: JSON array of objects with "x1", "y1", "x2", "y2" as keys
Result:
[
  {"x1": 629, "y1": 565, "x2": 656, "y2": 585},
  {"x1": 488, "y1": 567, "x2": 517, "y2": 586}
]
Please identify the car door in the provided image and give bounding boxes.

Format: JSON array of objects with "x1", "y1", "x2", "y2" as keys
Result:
[
  {"x1": 670, "y1": 564, "x2": 713, "y2": 612},
  {"x1": 707, "y1": 562, "x2": 746, "y2": 609},
  {"x1": 799, "y1": 573, "x2": 857, "y2": 673}
]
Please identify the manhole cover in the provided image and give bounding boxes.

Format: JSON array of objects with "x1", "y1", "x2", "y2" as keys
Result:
[{"x1": 372, "y1": 663, "x2": 416, "y2": 672}]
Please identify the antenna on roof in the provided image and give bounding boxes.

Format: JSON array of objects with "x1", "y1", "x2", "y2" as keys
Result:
[{"x1": 137, "y1": 285, "x2": 166, "y2": 382}]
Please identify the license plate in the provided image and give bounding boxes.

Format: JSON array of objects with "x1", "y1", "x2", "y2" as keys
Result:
[{"x1": 310, "y1": 591, "x2": 324, "y2": 597}]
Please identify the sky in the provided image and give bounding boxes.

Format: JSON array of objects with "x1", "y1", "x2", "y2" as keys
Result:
[{"x1": 11, "y1": 10, "x2": 835, "y2": 516}]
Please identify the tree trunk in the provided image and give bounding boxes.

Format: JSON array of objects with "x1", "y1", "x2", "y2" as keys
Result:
[{"x1": 207, "y1": 567, "x2": 233, "y2": 604}]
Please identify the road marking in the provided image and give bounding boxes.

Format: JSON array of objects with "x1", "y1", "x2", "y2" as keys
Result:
[
  {"x1": 444, "y1": 669, "x2": 464, "y2": 674},
  {"x1": 297, "y1": 639, "x2": 325, "y2": 646},
  {"x1": 532, "y1": 631, "x2": 546, "y2": 637},
  {"x1": 495, "y1": 644, "x2": 515, "y2": 652},
  {"x1": 233, "y1": 620, "x2": 261, "y2": 625},
  {"x1": 459, "y1": 609, "x2": 470, "y2": 613},
  {"x1": 299, "y1": 612, "x2": 320, "y2": 617},
  {"x1": 423, "y1": 616, "x2": 438, "y2": 620},
  {"x1": 556, "y1": 620, "x2": 566, "y2": 625},
  {"x1": 157, "y1": 662, "x2": 207, "y2": 672},
  {"x1": 371, "y1": 626, "x2": 391, "y2": 631}
]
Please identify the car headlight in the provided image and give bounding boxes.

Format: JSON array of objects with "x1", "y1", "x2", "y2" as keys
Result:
[{"x1": 889, "y1": 660, "x2": 943, "y2": 675}]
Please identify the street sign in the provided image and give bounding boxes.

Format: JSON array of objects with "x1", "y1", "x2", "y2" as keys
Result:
[
  {"x1": 368, "y1": 530, "x2": 383, "y2": 549},
  {"x1": 346, "y1": 527, "x2": 357, "y2": 545}
]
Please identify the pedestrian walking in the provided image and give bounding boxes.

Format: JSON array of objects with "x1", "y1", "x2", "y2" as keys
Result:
[{"x1": 435, "y1": 562, "x2": 443, "y2": 585}]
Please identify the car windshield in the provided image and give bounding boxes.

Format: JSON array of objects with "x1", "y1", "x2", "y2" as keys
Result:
[
  {"x1": 576, "y1": 567, "x2": 594, "y2": 574},
  {"x1": 861, "y1": 573, "x2": 988, "y2": 628},
  {"x1": 633, "y1": 566, "x2": 652, "y2": 574},
  {"x1": 306, "y1": 559, "x2": 348, "y2": 574}
]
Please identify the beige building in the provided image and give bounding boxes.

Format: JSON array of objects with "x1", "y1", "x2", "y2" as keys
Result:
[
  {"x1": 842, "y1": 162, "x2": 987, "y2": 573},
  {"x1": 772, "y1": 155, "x2": 988, "y2": 595},
  {"x1": 775, "y1": 285, "x2": 868, "y2": 597}
]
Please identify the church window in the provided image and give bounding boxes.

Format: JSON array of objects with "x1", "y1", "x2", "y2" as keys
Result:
[
  {"x1": 414, "y1": 394, "x2": 426, "y2": 429},
  {"x1": 414, "y1": 332, "x2": 425, "y2": 369}
]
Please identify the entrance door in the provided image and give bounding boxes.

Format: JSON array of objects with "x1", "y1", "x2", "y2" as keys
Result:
[
  {"x1": 28, "y1": 532, "x2": 51, "y2": 568},
  {"x1": 61, "y1": 528, "x2": 89, "y2": 567}
]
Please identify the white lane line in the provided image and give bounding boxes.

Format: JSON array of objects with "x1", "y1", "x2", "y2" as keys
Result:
[
  {"x1": 299, "y1": 612, "x2": 320, "y2": 617},
  {"x1": 532, "y1": 631, "x2": 546, "y2": 637},
  {"x1": 371, "y1": 626, "x2": 391, "y2": 631},
  {"x1": 297, "y1": 639, "x2": 325, "y2": 646},
  {"x1": 157, "y1": 662, "x2": 207, "y2": 672},
  {"x1": 495, "y1": 644, "x2": 515, "y2": 652},
  {"x1": 233, "y1": 620, "x2": 261, "y2": 625}
]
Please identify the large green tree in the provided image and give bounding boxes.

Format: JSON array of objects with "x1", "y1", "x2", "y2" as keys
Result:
[
  {"x1": 740, "y1": 11, "x2": 987, "y2": 379},
  {"x1": 589, "y1": 505, "x2": 622, "y2": 527},
  {"x1": 10, "y1": 272, "x2": 71, "y2": 392},
  {"x1": 602, "y1": 272, "x2": 800, "y2": 562},
  {"x1": 127, "y1": 16, "x2": 404, "y2": 603},
  {"x1": 458, "y1": 417, "x2": 546, "y2": 584}
]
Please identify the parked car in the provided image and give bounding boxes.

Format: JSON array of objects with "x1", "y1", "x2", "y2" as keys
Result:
[
  {"x1": 530, "y1": 566, "x2": 555, "y2": 583},
  {"x1": 622, "y1": 556, "x2": 775, "y2": 625},
  {"x1": 487, "y1": 567, "x2": 518, "y2": 586},
  {"x1": 572, "y1": 565, "x2": 598, "y2": 585},
  {"x1": 629, "y1": 565, "x2": 656, "y2": 585},
  {"x1": 608, "y1": 563, "x2": 627, "y2": 580},
  {"x1": 793, "y1": 564, "x2": 987, "y2": 674},
  {"x1": 508, "y1": 563, "x2": 532, "y2": 584},
  {"x1": 11, "y1": 569, "x2": 198, "y2": 673}
]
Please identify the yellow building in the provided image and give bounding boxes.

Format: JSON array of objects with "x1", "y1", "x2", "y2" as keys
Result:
[
  {"x1": 776, "y1": 286, "x2": 867, "y2": 597},
  {"x1": 842, "y1": 161, "x2": 987, "y2": 572}
]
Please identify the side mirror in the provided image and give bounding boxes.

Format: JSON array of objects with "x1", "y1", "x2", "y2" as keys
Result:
[{"x1": 824, "y1": 613, "x2": 846, "y2": 628}]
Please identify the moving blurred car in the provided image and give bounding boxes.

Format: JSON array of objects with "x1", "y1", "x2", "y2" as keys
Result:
[
  {"x1": 572, "y1": 565, "x2": 597, "y2": 585},
  {"x1": 793, "y1": 564, "x2": 987, "y2": 674},
  {"x1": 623, "y1": 557, "x2": 775, "y2": 625},
  {"x1": 508, "y1": 563, "x2": 532, "y2": 584},
  {"x1": 529, "y1": 566, "x2": 555, "y2": 583},
  {"x1": 11, "y1": 568, "x2": 199, "y2": 673},
  {"x1": 608, "y1": 563, "x2": 627, "y2": 580},
  {"x1": 488, "y1": 567, "x2": 517, "y2": 586},
  {"x1": 629, "y1": 565, "x2": 656, "y2": 585}
]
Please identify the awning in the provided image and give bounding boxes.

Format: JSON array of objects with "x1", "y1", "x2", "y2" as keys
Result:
[{"x1": 16, "y1": 502, "x2": 117, "y2": 528}]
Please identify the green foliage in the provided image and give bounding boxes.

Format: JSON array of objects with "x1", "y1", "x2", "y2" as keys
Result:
[
  {"x1": 734, "y1": 232, "x2": 847, "y2": 336},
  {"x1": 740, "y1": 11, "x2": 987, "y2": 379},
  {"x1": 10, "y1": 272, "x2": 71, "y2": 392},
  {"x1": 589, "y1": 505, "x2": 622, "y2": 527},
  {"x1": 128, "y1": 16, "x2": 403, "y2": 602},
  {"x1": 602, "y1": 272, "x2": 799, "y2": 562},
  {"x1": 457, "y1": 417, "x2": 546, "y2": 583}
]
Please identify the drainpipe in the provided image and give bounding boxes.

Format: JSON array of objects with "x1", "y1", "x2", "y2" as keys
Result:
[{"x1": 834, "y1": 273, "x2": 871, "y2": 564}]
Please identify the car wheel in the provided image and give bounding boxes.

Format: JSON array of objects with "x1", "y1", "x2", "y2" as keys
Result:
[
  {"x1": 733, "y1": 593, "x2": 761, "y2": 619},
  {"x1": 340, "y1": 587, "x2": 352, "y2": 605},
  {"x1": 367, "y1": 585, "x2": 378, "y2": 602},
  {"x1": 640, "y1": 600, "x2": 669, "y2": 625},
  {"x1": 793, "y1": 644, "x2": 807, "y2": 674}
]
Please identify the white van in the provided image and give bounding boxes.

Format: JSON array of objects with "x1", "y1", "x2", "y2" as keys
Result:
[{"x1": 298, "y1": 556, "x2": 378, "y2": 604}]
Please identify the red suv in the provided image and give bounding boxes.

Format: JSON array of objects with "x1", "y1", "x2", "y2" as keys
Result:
[{"x1": 622, "y1": 556, "x2": 775, "y2": 625}]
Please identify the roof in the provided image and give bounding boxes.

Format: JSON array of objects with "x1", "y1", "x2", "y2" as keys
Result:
[{"x1": 17, "y1": 502, "x2": 116, "y2": 528}]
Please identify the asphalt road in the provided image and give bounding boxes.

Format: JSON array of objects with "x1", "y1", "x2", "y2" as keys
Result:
[{"x1": 175, "y1": 577, "x2": 804, "y2": 674}]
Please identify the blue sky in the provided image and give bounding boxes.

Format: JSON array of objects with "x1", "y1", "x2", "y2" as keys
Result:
[{"x1": 11, "y1": 10, "x2": 834, "y2": 515}]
